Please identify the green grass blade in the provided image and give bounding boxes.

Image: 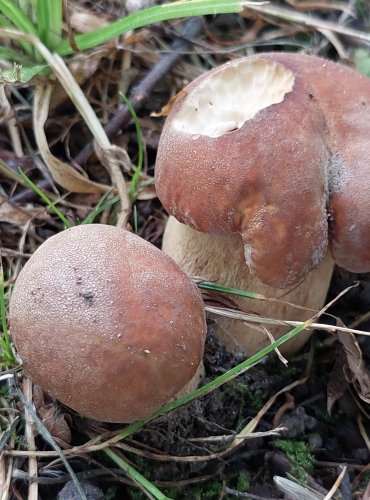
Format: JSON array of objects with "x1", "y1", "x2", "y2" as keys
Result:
[
  {"x1": 0, "y1": 45, "x2": 32, "y2": 64},
  {"x1": 0, "y1": 0, "x2": 38, "y2": 35},
  {"x1": 18, "y1": 168, "x2": 71, "y2": 228},
  {"x1": 81, "y1": 189, "x2": 119, "y2": 225},
  {"x1": 36, "y1": 0, "x2": 62, "y2": 50},
  {"x1": 57, "y1": 0, "x2": 243, "y2": 55},
  {"x1": 198, "y1": 281, "x2": 265, "y2": 300},
  {"x1": 0, "y1": 260, "x2": 16, "y2": 365},
  {"x1": 120, "y1": 93, "x2": 144, "y2": 202},
  {"x1": 0, "y1": 11, "x2": 34, "y2": 58},
  {"x1": 105, "y1": 448, "x2": 172, "y2": 500}
]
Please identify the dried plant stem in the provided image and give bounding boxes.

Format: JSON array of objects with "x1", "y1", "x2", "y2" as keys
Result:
[
  {"x1": 22, "y1": 378, "x2": 38, "y2": 500},
  {"x1": 323, "y1": 465, "x2": 347, "y2": 500},
  {"x1": 204, "y1": 306, "x2": 370, "y2": 337},
  {"x1": 244, "y1": 3, "x2": 370, "y2": 43}
]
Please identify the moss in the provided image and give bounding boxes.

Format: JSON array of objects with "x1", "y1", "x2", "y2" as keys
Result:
[
  {"x1": 273, "y1": 439, "x2": 314, "y2": 486},
  {"x1": 234, "y1": 472, "x2": 251, "y2": 493}
]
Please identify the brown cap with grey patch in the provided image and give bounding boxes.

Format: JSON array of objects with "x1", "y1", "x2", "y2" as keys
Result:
[
  {"x1": 9, "y1": 224, "x2": 206, "y2": 422},
  {"x1": 155, "y1": 53, "x2": 370, "y2": 287}
]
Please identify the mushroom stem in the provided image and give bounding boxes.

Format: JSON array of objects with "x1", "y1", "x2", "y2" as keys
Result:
[{"x1": 163, "y1": 216, "x2": 335, "y2": 357}]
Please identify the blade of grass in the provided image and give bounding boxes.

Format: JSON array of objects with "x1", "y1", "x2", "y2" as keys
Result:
[
  {"x1": 0, "y1": 260, "x2": 16, "y2": 365},
  {"x1": 104, "y1": 448, "x2": 171, "y2": 500},
  {"x1": 36, "y1": 0, "x2": 62, "y2": 50},
  {"x1": 0, "y1": 63, "x2": 47, "y2": 83},
  {"x1": 57, "y1": 0, "x2": 248, "y2": 55},
  {"x1": 0, "y1": 0, "x2": 38, "y2": 58},
  {"x1": 0, "y1": 45, "x2": 33, "y2": 64},
  {"x1": 120, "y1": 93, "x2": 144, "y2": 202},
  {"x1": 81, "y1": 189, "x2": 119, "y2": 225},
  {"x1": 18, "y1": 168, "x2": 70, "y2": 228},
  {"x1": 0, "y1": 11, "x2": 34, "y2": 58},
  {"x1": 6, "y1": 320, "x2": 313, "y2": 460},
  {"x1": 0, "y1": 0, "x2": 38, "y2": 35},
  {"x1": 198, "y1": 281, "x2": 265, "y2": 300},
  {"x1": 133, "y1": 205, "x2": 138, "y2": 234}
]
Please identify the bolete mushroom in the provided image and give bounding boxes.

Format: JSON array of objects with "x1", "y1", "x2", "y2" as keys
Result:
[
  {"x1": 155, "y1": 52, "x2": 370, "y2": 355},
  {"x1": 9, "y1": 224, "x2": 206, "y2": 422}
]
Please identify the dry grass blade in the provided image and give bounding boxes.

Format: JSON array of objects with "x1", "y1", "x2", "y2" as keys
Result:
[
  {"x1": 274, "y1": 476, "x2": 324, "y2": 500},
  {"x1": 47, "y1": 53, "x2": 132, "y2": 227},
  {"x1": 22, "y1": 378, "x2": 38, "y2": 500},
  {"x1": 33, "y1": 83, "x2": 108, "y2": 194},
  {"x1": 285, "y1": 0, "x2": 355, "y2": 16},
  {"x1": 244, "y1": 3, "x2": 370, "y2": 43},
  {"x1": 204, "y1": 305, "x2": 370, "y2": 337},
  {"x1": 323, "y1": 465, "x2": 347, "y2": 499}
]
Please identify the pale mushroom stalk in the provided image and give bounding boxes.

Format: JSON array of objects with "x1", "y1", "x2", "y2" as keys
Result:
[{"x1": 163, "y1": 217, "x2": 334, "y2": 356}]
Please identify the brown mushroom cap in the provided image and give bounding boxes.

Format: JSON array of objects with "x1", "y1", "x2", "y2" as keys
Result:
[
  {"x1": 155, "y1": 53, "x2": 370, "y2": 287},
  {"x1": 9, "y1": 224, "x2": 206, "y2": 422}
]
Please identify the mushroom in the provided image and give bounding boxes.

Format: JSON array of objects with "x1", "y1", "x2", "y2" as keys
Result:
[
  {"x1": 9, "y1": 224, "x2": 206, "y2": 422},
  {"x1": 155, "y1": 52, "x2": 370, "y2": 355}
]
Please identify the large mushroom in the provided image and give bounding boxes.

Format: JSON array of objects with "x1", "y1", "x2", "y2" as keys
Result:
[
  {"x1": 9, "y1": 224, "x2": 206, "y2": 423},
  {"x1": 155, "y1": 52, "x2": 370, "y2": 355}
]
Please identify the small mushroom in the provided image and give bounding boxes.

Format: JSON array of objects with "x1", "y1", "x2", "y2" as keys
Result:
[
  {"x1": 9, "y1": 224, "x2": 206, "y2": 422},
  {"x1": 155, "y1": 53, "x2": 370, "y2": 355}
]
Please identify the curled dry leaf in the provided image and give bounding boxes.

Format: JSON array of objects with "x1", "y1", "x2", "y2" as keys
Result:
[
  {"x1": 95, "y1": 144, "x2": 132, "y2": 225},
  {"x1": 338, "y1": 327, "x2": 370, "y2": 404},
  {"x1": 33, "y1": 385, "x2": 71, "y2": 444},
  {"x1": 0, "y1": 193, "x2": 33, "y2": 225},
  {"x1": 33, "y1": 84, "x2": 108, "y2": 194}
]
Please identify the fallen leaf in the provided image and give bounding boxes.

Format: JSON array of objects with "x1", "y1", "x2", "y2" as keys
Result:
[
  {"x1": 0, "y1": 193, "x2": 33, "y2": 225},
  {"x1": 337, "y1": 319, "x2": 370, "y2": 404},
  {"x1": 33, "y1": 385, "x2": 71, "y2": 444}
]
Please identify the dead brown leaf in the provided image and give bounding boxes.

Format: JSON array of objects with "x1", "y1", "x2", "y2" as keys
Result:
[
  {"x1": 337, "y1": 319, "x2": 370, "y2": 405},
  {"x1": 33, "y1": 385, "x2": 71, "y2": 444},
  {"x1": 0, "y1": 193, "x2": 33, "y2": 225}
]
